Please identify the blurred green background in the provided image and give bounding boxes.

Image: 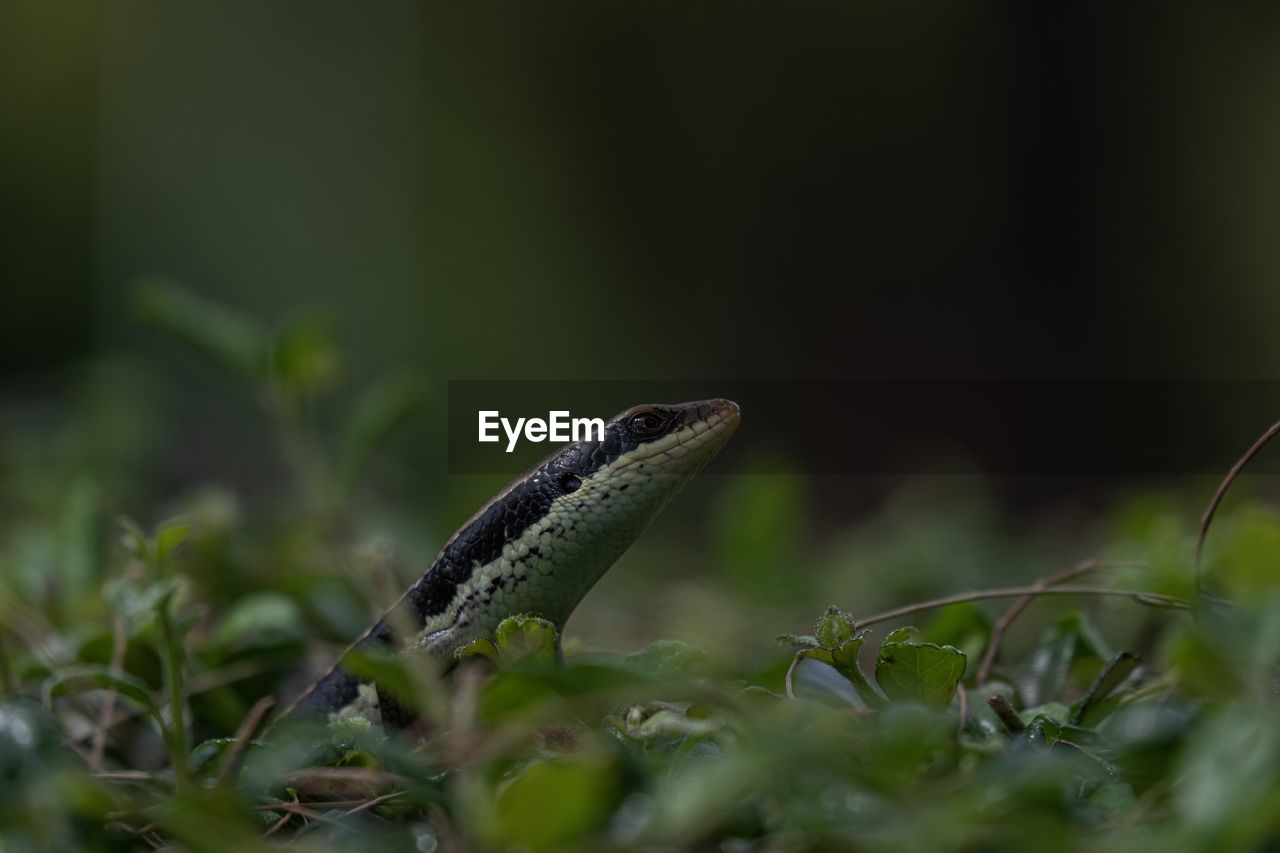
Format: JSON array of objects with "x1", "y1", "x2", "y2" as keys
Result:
[
  {"x1": 4, "y1": 0, "x2": 1280, "y2": 666},
  {"x1": 9, "y1": 2, "x2": 1280, "y2": 380},
  {"x1": 5, "y1": 4, "x2": 1280, "y2": 849}
]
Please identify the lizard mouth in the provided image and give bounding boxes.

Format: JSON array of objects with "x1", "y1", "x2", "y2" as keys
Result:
[{"x1": 619, "y1": 399, "x2": 740, "y2": 466}]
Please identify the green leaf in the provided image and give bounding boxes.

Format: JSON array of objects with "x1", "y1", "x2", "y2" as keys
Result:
[
  {"x1": 187, "y1": 736, "x2": 268, "y2": 780},
  {"x1": 1020, "y1": 701, "x2": 1072, "y2": 724},
  {"x1": 1020, "y1": 631, "x2": 1075, "y2": 708},
  {"x1": 776, "y1": 633, "x2": 820, "y2": 650},
  {"x1": 457, "y1": 637, "x2": 501, "y2": 663},
  {"x1": 150, "y1": 786, "x2": 283, "y2": 852},
  {"x1": 477, "y1": 664, "x2": 651, "y2": 723},
  {"x1": 337, "y1": 372, "x2": 427, "y2": 488},
  {"x1": 1174, "y1": 705, "x2": 1280, "y2": 841},
  {"x1": 1169, "y1": 630, "x2": 1243, "y2": 700},
  {"x1": 830, "y1": 633, "x2": 866, "y2": 671},
  {"x1": 884, "y1": 626, "x2": 918, "y2": 644},
  {"x1": 801, "y1": 633, "x2": 885, "y2": 708},
  {"x1": 271, "y1": 315, "x2": 343, "y2": 400},
  {"x1": 188, "y1": 737, "x2": 236, "y2": 775},
  {"x1": 103, "y1": 577, "x2": 185, "y2": 638},
  {"x1": 342, "y1": 650, "x2": 419, "y2": 710},
  {"x1": 116, "y1": 515, "x2": 150, "y2": 561},
  {"x1": 115, "y1": 515, "x2": 191, "y2": 577},
  {"x1": 1203, "y1": 505, "x2": 1280, "y2": 598},
  {"x1": 212, "y1": 592, "x2": 305, "y2": 652},
  {"x1": 796, "y1": 648, "x2": 834, "y2": 666},
  {"x1": 494, "y1": 614, "x2": 559, "y2": 667},
  {"x1": 44, "y1": 665, "x2": 160, "y2": 725},
  {"x1": 622, "y1": 640, "x2": 708, "y2": 676},
  {"x1": 781, "y1": 609, "x2": 884, "y2": 704},
  {"x1": 154, "y1": 519, "x2": 192, "y2": 565},
  {"x1": 623, "y1": 705, "x2": 722, "y2": 741},
  {"x1": 134, "y1": 279, "x2": 268, "y2": 381},
  {"x1": 1070, "y1": 652, "x2": 1140, "y2": 726},
  {"x1": 875, "y1": 633, "x2": 966, "y2": 708},
  {"x1": 492, "y1": 756, "x2": 618, "y2": 851},
  {"x1": 1021, "y1": 715, "x2": 1066, "y2": 749},
  {"x1": 1018, "y1": 612, "x2": 1112, "y2": 708},
  {"x1": 814, "y1": 606, "x2": 857, "y2": 649}
]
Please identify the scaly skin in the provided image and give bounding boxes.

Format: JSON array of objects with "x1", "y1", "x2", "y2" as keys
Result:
[{"x1": 280, "y1": 398, "x2": 740, "y2": 727}]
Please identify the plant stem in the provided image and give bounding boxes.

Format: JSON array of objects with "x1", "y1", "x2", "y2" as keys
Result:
[
  {"x1": 853, "y1": 585, "x2": 1189, "y2": 631},
  {"x1": 89, "y1": 617, "x2": 128, "y2": 770},
  {"x1": 217, "y1": 695, "x2": 275, "y2": 787},
  {"x1": 988, "y1": 693, "x2": 1025, "y2": 735},
  {"x1": 1195, "y1": 419, "x2": 1280, "y2": 586},
  {"x1": 0, "y1": 630, "x2": 13, "y2": 698},
  {"x1": 975, "y1": 559, "x2": 1146, "y2": 686},
  {"x1": 157, "y1": 598, "x2": 189, "y2": 789}
]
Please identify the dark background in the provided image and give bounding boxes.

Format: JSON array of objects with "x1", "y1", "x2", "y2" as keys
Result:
[
  {"x1": 3, "y1": 2, "x2": 1280, "y2": 520},
  {"x1": 7, "y1": 9, "x2": 1280, "y2": 849}
]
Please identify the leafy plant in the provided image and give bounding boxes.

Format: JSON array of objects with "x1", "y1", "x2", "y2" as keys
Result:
[{"x1": 4, "y1": 289, "x2": 1280, "y2": 850}]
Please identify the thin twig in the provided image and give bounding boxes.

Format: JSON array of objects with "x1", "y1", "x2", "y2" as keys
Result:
[
  {"x1": 261, "y1": 811, "x2": 293, "y2": 839},
  {"x1": 853, "y1": 585, "x2": 1189, "y2": 631},
  {"x1": 784, "y1": 651, "x2": 803, "y2": 700},
  {"x1": 217, "y1": 695, "x2": 275, "y2": 786},
  {"x1": 267, "y1": 802, "x2": 366, "y2": 831},
  {"x1": 258, "y1": 798, "x2": 389, "y2": 811},
  {"x1": 1051, "y1": 738, "x2": 1120, "y2": 776},
  {"x1": 340, "y1": 791, "x2": 406, "y2": 818},
  {"x1": 93, "y1": 770, "x2": 154, "y2": 782},
  {"x1": 90, "y1": 618, "x2": 128, "y2": 771},
  {"x1": 975, "y1": 560, "x2": 1135, "y2": 686},
  {"x1": 0, "y1": 629, "x2": 13, "y2": 697},
  {"x1": 988, "y1": 693, "x2": 1025, "y2": 735},
  {"x1": 110, "y1": 821, "x2": 164, "y2": 850},
  {"x1": 1195, "y1": 420, "x2": 1280, "y2": 590}
]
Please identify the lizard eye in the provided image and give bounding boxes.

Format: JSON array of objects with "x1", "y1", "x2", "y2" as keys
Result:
[
  {"x1": 558, "y1": 473, "x2": 582, "y2": 493},
  {"x1": 626, "y1": 410, "x2": 667, "y2": 439}
]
